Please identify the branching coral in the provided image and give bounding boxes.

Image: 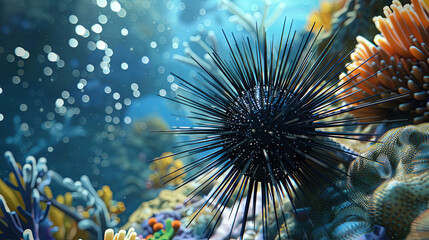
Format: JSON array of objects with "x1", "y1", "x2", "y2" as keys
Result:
[
  {"x1": 0, "y1": 151, "x2": 123, "y2": 240},
  {"x1": 339, "y1": 0, "x2": 429, "y2": 123},
  {"x1": 0, "y1": 152, "x2": 54, "y2": 240},
  {"x1": 48, "y1": 172, "x2": 121, "y2": 240},
  {"x1": 142, "y1": 218, "x2": 180, "y2": 240},
  {"x1": 148, "y1": 152, "x2": 185, "y2": 188},
  {"x1": 47, "y1": 184, "x2": 125, "y2": 240}
]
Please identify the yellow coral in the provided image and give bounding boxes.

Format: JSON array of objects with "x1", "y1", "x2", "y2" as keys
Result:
[
  {"x1": 148, "y1": 152, "x2": 186, "y2": 188},
  {"x1": 307, "y1": 0, "x2": 346, "y2": 31},
  {"x1": 49, "y1": 185, "x2": 125, "y2": 240},
  {"x1": 104, "y1": 228, "x2": 140, "y2": 240}
]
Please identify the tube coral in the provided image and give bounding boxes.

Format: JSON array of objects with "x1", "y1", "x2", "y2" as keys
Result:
[
  {"x1": 339, "y1": 0, "x2": 429, "y2": 123},
  {"x1": 0, "y1": 152, "x2": 54, "y2": 240}
]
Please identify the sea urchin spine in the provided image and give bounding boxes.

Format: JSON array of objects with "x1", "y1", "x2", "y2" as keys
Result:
[{"x1": 156, "y1": 19, "x2": 406, "y2": 239}]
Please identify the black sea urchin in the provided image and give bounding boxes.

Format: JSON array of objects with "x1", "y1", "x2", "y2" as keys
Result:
[{"x1": 157, "y1": 20, "x2": 406, "y2": 239}]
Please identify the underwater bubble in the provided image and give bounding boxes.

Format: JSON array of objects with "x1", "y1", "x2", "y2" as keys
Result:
[
  {"x1": 159, "y1": 89, "x2": 166, "y2": 96},
  {"x1": 113, "y1": 92, "x2": 120, "y2": 100},
  {"x1": 14, "y1": 47, "x2": 25, "y2": 57},
  {"x1": 110, "y1": 1, "x2": 121, "y2": 12},
  {"x1": 67, "y1": 97, "x2": 75, "y2": 104},
  {"x1": 105, "y1": 48, "x2": 113, "y2": 56},
  {"x1": 204, "y1": 19, "x2": 211, "y2": 27},
  {"x1": 157, "y1": 24, "x2": 165, "y2": 32},
  {"x1": 47, "y1": 52, "x2": 59, "y2": 62},
  {"x1": 91, "y1": 24, "x2": 103, "y2": 34},
  {"x1": 132, "y1": 90, "x2": 140, "y2": 97},
  {"x1": 47, "y1": 146, "x2": 53, "y2": 152},
  {"x1": 197, "y1": 23, "x2": 204, "y2": 31},
  {"x1": 82, "y1": 29, "x2": 90, "y2": 38},
  {"x1": 17, "y1": 60, "x2": 24, "y2": 67},
  {"x1": 124, "y1": 98, "x2": 131, "y2": 106},
  {"x1": 199, "y1": 8, "x2": 206, "y2": 15},
  {"x1": 102, "y1": 56, "x2": 110, "y2": 63},
  {"x1": 61, "y1": 91, "x2": 70, "y2": 99},
  {"x1": 17, "y1": 69, "x2": 24, "y2": 76},
  {"x1": 141, "y1": 56, "x2": 149, "y2": 64},
  {"x1": 166, "y1": 1, "x2": 174, "y2": 9},
  {"x1": 167, "y1": 75, "x2": 174, "y2": 82},
  {"x1": 87, "y1": 41, "x2": 96, "y2": 51},
  {"x1": 130, "y1": 83, "x2": 138, "y2": 90},
  {"x1": 124, "y1": 116, "x2": 131, "y2": 124},
  {"x1": 82, "y1": 95, "x2": 90, "y2": 103},
  {"x1": 6, "y1": 54, "x2": 15, "y2": 62},
  {"x1": 69, "y1": 15, "x2": 78, "y2": 24},
  {"x1": 43, "y1": 67, "x2": 53, "y2": 76},
  {"x1": 170, "y1": 83, "x2": 178, "y2": 91},
  {"x1": 121, "y1": 28, "x2": 128, "y2": 36},
  {"x1": 114, "y1": 102, "x2": 122, "y2": 110},
  {"x1": 121, "y1": 62, "x2": 128, "y2": 70},
  {"x1": 105, "y1": 106, "x2": 113, "y2": 114},
  {"x1": 157, "y1": 66, "x2": 165, "y2": 74},
  {"x1": 102, "y1": 68, "x2": 110, "y2": 74},
  {"x1": 150, "y1": 41, "x2": 157, "y2": 48},
  {"x1": 178, "y1": 2, "x2": 185, "y2": 10},
  {"x1": 97, "y1": 0, "x2": 107, "y2": 8},
  {"x1": 112, "y1": 117, "x2": 120, "y2": 124},
  {"x1": 104, "y1": 86, "x2": 112, "y2": 94},
  {"x1": 19, "y1": 104, "x2": 27, "y2": 112},
  {"x1": 117, "y1": 8, "x2": 127, "y2": 18},
  {"x1": 251, "y1": 3, "x2": 259, "y2": 11},
  {"x1": 43, "y1": 45, "x2": 52, "y2": 53},
  {"x1": 0, "y1": 113, "x2": 4, "y2": 121},
  {"x1": 20, "y1": 122, "x2": 29, "y2": 131},
  {"x1": 96, "y1": 40, "x2": 107, "y2": 50},
  {"x1": 86, "y1": 64, "x2": 95, "y2": 72},
  {"x1": 105, "y1": 115, "x2": 112, "y2": 123},
  {"x1": 57, "y1": 60, "x2": 65, "y2": 68},
  {"x1": 46, "y1": 112, "x2": 55, "y2": 120},
  {"x1": 12, "y1": 76, "x2": 20, "y2": 84},
  {"x1": 68, "y1": 38, "x2": 79, "y2": 48},
  {"x1": 98, "y1": 14, "x2": 108, "y2": 24},
  {"x1": 55, "y1": 98, "x2": 64, "y2": 108},
  {"x1": 72, "y1": 69, "x2": 80, "y2": 77},
  {"x1": 0, "y1": 87, "x2": 2, "y2": 94},
  {"x1": 75, "y1": 25, "x2": 86, "y2": 36}
]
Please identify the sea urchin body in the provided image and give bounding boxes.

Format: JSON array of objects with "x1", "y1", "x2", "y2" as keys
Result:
[{"x1": 158, "y1": 20, "x2": 406, "y2": 239}]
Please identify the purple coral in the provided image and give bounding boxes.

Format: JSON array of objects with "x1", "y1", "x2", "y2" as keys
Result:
[{"x1": 0, "y1": 152, "x2": 55, "y2": 240}]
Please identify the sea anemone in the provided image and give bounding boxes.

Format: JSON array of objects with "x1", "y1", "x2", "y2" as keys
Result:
[
  {"x1": 339, "y1": 0, "x2": 429, "y2": 123},
  {"x1": 157, "y1": 19, "x2": 404, "y2": 239}
]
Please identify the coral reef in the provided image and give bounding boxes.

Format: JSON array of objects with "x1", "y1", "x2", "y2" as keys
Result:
[
  {"x1": 148, "y1": 152, "x2": 186, "y2": 189},
  {"x1": 407, "y1": 209, "x2": 429, "y2": 239},
  {"x1": 0, "y1": 151, "x2": 124, "y2": 240},
  {"x1": 371, "y1": 172, "x2": 428, "y2": 239},
  {"x1": 307, "y1": 0, "x2": 347, "y2": 32},
  {"x1": 0, "y1": 152, "x2": 54, "y2": 240},
  {"x1": 141, "y1": 217, "x2": 180, "y2": 240},
  {"x1": 339, "y1": 0, "x2": 429, "y2": 123},
  {"x1": 312, "y1": 123, "x2": 429, "y2": 239},
  {"x1": 315, "y1": 0, "x2": 392, "y2": 60}
]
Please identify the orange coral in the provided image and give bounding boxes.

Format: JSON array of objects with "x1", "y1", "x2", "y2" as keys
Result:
[{"x1": 339, "y1": 0, "x2": 429, "y2": 123}]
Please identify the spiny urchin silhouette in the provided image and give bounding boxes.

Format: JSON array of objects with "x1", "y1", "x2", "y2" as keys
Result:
[{"x1": 156, "y1": 19, "x2": 407, "y2": 239}]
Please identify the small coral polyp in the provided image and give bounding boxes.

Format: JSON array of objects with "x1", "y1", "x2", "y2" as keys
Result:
[{"x1": 340, "y1": 0, "x2": 429, "y2": 123}]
